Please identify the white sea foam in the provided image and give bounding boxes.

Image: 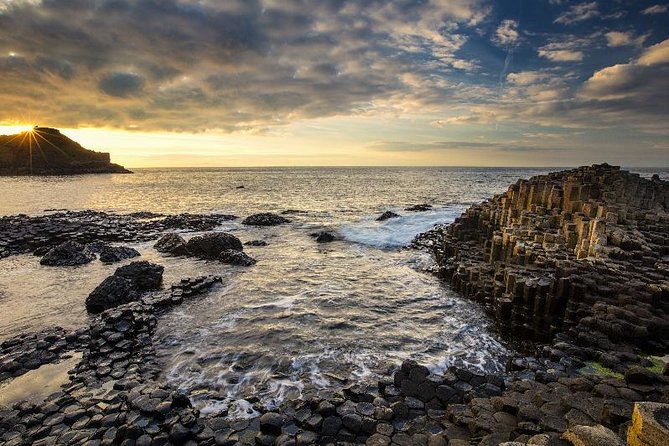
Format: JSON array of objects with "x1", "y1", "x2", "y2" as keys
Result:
[{"x1": 339, "y1": 206, "x2": 464, "y2": 248}]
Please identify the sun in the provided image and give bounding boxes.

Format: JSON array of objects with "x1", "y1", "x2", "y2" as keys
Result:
[{"x1": 0, "y1": 124, "x2": 35, "y2": 135}]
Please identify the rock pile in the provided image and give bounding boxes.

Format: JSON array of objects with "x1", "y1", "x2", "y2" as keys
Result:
[
  {"x1": 154, "y1": 232, "x2": 257, "y2": 265},
  {"x1": 0, "y1": 327, "x2": 88, "y2": 383},
  {"x1": 0, "y1": 210, "x2": 237, "y2": 259}
]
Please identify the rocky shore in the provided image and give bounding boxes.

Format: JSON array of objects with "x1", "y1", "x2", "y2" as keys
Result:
[{"x1": 0, "y1": 164, "x2": 668, "y2": 446}]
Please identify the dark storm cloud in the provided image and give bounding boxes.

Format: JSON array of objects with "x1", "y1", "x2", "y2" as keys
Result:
[
  {"x1": 99, "y1": 72, "x2": 145, "y2": 97},
  {"x1": 0, "y1": 0, "x2": 667, "y2": 134}
]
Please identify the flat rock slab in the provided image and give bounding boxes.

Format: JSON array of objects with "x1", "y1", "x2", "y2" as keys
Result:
[
  {"x1": 628, "y1": 402, "x2": 669, "y2": 446},
  {"x1": 562, "y1": 424, "x2": 624, "y2": 446}
]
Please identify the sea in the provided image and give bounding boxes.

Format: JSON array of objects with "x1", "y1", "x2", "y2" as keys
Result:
[{"x1": 0, "y1": 166, "x2": 666, "y2": 415}]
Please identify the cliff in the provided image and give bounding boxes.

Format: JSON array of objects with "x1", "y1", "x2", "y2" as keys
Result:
[
  {"x1": 418, "y1": 163, "x2": 669, "y2": 364},
  {"x1": 0, "y1": 127, "x2": 131, "y2": 175}
]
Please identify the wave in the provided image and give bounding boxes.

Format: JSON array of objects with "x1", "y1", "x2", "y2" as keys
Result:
[{"x1": 339, "y1": 206, "x2": 464, "y2": 248}]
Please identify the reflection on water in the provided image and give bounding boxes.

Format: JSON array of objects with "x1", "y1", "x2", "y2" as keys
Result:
[{"x1": 0, "y1": 352, "x2": 82, "y2": 407}]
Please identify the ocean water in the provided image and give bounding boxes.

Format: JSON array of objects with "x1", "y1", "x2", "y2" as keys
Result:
[{"x1": 0, "y1": 166, "x2": 666, "y2": 414}]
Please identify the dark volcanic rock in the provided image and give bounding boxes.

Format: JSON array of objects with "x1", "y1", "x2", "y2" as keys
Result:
[
  {"x1": 244, "y1": 240, "x2": 268, "y2": 246},
  {"x1": 40, "y1": 241, "x2": 95, "y2": 266},
  {"x1": 154, "y1": 233, "x2": 189, "y2": 256},
  {"x1": 219, "y1": 249, "x2": 257, "y2": 266},
  {"x1": 311, "y1": 231, "x2": 336, "y2": 243},
  {"x1": 185, "y1": 232, "x2": 243, "y2": 259},
  {"x1": 97, "y1": 245, "x2": 140, "y2": 263},
  {"x1": 242, "y1": 213, "x2": 291, "y2": 226},
  {"x1": 376, "y1": 211, "x2": 400, "y2": 221},
  {"x1": 86, "y1": 275, "x2": 139, "y2": 313},
  {"x1": 405, "y1": 204, "x2": 432, "y2": 212},
  {"x1": 115, "y1": 261, "x2": 164, "y2": 290}
]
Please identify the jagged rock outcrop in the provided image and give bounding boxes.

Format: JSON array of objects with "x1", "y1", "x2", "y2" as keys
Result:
[
  {"x1": 40, "y1": 241, "x2": 95, "y2": 266},
  {"x1": 242, "y1": 213, "x2": 291, "y2": 226},
  {"x1": 0, "y1": 127, "x2": 131, "y2": 175},
  {"x1": 376, "y1": 211, "x2": 400, "y2": 221},
  {"x1": 86, "y1": 261, "x2": 164, "y2": 313},
  {"x1": 153, "y1": 233, "x2": 189, "y2": 256},
  {"x1": 184, "y1": 232, "x2": 243, "y2": 259},
  {"x1": 419, "y1": 164, "x2": 669, "y2": 364}
]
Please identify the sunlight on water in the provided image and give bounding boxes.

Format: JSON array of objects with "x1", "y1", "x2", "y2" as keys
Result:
[{"x1": 0, "y1": 167, "x2": 581, "y2": 413}]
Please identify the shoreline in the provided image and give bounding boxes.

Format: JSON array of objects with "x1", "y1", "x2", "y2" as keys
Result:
[{"x1": 0, "y1": 164, "x2": 667, "y2": 445}]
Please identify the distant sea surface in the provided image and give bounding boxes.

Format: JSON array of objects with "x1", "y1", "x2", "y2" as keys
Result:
[{"x1": 1, "y1": 166, "x2": 666, "y2": 415}]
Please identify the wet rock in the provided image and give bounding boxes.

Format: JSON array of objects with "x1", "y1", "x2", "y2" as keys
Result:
[
  {"x1": 322, "y1": 415, "x2": 343, "y2": 436},
  {"x1": 244, "y1": 240, "x2": 268, "y2": 247},
  {"x1": 97, "y1": 245, "x2": 140, "y2": 263},
  {"x1": 405, "y1": 204, "x2": 432, "y2": 212},
  {"x1": 154, "y1": 233, "x2": 189, "y2": 256},
  {"x1": 259, "y1": 412, "x2": 284, "y2": 435},
  {"x1": 242, "y1": 213, "x2": 291, "y2": 226},
  {"x1": 86, "y1": 275, "x2": 139, "y2": 313},
  {"x1": 311, "y1": 231, "x2": 336, "y2": 243},
  {"x1": 40, "y1": 241, "x2": 95, "y2": 266},
  {"x1": 186, "y1": 232, "x2": 243, "y2": 259},
  {"x1": 115, "y1": 261, "x2": 164, "y2": 291},
  {"x1": 376, "y1": 211, "x2": 400, "y2": 221},
  {"x1": 219, "y1": 249, "x2": 257, "y2": 266}
]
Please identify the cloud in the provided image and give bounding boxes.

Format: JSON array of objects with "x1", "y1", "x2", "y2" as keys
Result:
[
  {"x1": 637, "y1": 38, "x2": 669, "y2": 65},
  {"x1": 506, "y1": 71, "x2": 550, "y2": 85},
  {"x1": 0, "y1": 0, "x2": 491, "y2": 131},
  {"x1": 495, "y1": 19, "x2": 520, "y2": 46},
  {"x1": 641, "y1": 4, "x2": 668, "y2": 15},
  {"x1": 605, "y1": 31, "x2": 648, "y2": 48},
  {"x1": 539, "y1": 49, "x2": 583, "y2": 61},
  {"x1": 99, "y1": 72, "x2": 145, "y2": 97},
  {"x1": 537, "y1": 35, "x2": 596, "y2": 62},
  {"x1": 554, "y1": 2, "x2": 599, "y2": 25}
]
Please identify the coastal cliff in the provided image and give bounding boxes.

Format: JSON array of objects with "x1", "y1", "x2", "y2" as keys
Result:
[
  {"x1": 0, "y1": 127, "x2": 131, "y2": 175},
  {"x1": 418, "y1": 164, "x2": 669, "y2": 361}
]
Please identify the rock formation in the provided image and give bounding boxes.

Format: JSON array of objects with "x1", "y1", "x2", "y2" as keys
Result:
[
  {"x1": 0, "y1": 127, "x2": 131, "y2": 175},
  {"x1": 242, "y1": 213, "x2": 291, "y2": 226},
  {"x1": 419, "y1": 164, "x2": 668, "y2": 368}
]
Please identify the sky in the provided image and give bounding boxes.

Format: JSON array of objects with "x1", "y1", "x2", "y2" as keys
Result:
[{"x1": 0, "y1": 0, "x2": 668, "y2": 167}]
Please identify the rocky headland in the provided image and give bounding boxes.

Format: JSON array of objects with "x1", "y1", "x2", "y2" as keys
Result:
[
  {"x1": 0, "y1": 127, "x2": 130, "y2": 175},
  {"x1": 0, "y1": 164, "x2": 667, "y2": 446}
]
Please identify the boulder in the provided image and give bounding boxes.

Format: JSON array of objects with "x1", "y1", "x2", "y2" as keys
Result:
[
  {"x1": 311, "y1": 231, "x2": 336, "y2": 243},
  {"x1": 98, "y1": 245, "x2": 140, "y2": 263},
  {"x1": 405, "y1": 204, "x2": 432, "y2": 212},
  {"x1": 154, "y1": 233, "x2": 189, "y2": 256},
  {"x1": 185, "y1": 232, "x2": 243, "y2": 259},
  {"x1": 86, "y1": 276, "x2": 139, "y2": 313},
  {"x1": 114, "y1": 261, "x2": 164, "y2": 290},
  {"x1": 625, "y1": 367, "x2": 659, "y2": 385},
  {"x1": 376, "y1": 211, "x2": 400, "y2": 221},
  {"x1": 242, "y1": 213, "x2": 291, "y2": 226},
  {"x1": 219, "y1": 249, "x2": 257, "y2": 266},
  {"x1": 562, "y1": 424, "x2": 624, "y2": 446},
  {"x1": 40, "y1": 241, "x2": 95, "y2": 266}
]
